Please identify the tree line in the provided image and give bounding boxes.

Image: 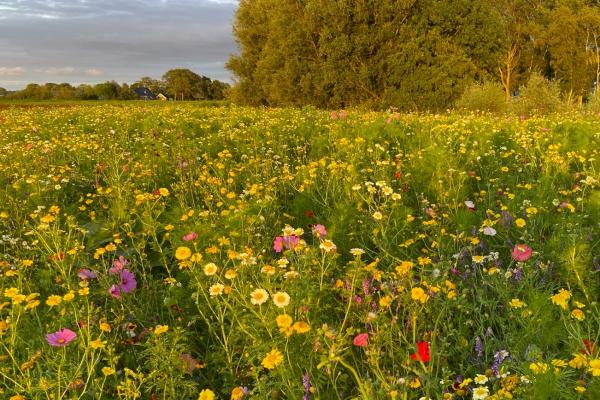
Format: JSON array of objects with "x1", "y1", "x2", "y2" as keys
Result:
[
  {"x1": 227, "y1": 0, "x2": 600, "y2": 110},
  {"x1": 0, "y1": 69, "x2": 229, "y2": 101}
]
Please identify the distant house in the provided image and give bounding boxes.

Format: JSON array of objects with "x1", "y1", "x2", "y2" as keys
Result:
[
  {"x1": 157, "y1": 93, "x2": 168, "y2": 101},
  {"x1": 132, "y1": 87, "x2": 156, "y2": 100}
]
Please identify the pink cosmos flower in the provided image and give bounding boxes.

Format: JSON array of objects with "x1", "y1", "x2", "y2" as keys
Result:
[
  {"x1": 77, "y1": 268, "x2": 97, "y2": 280},
  {"x1": 119, "y1": 269, "x2": 137, "y2": 293},
  {"x1": 273, "y1": 236, "x2": 284, "y2": 253},
  {"x1": 312, "y1": 224, "x2": 327, "y2": 238},
  {"x1": 46, "y1": 328, "x2": 77, "y2": 347},
  {"x1": 109, "y1": 256, "x2": 129, "y2": 275},
  {"x1": 511, "y1": 244, "x2": 532, "y2": 262},
  {"x1": 108, "y1": 284, "x2": 122, "y2": 299},
  {"x1": 273, "y1": 235, "x2": 300, "y2": 253},
  {"x1": 353, "y1": 333, "x2": 369, "y2": 347},
  {"x1": 182, "y1": 232, "x2": 198, "y2": 241}
]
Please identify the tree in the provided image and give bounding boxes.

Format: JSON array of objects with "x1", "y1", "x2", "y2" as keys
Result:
[
  {"x1": 132, "y1": 77, "x2": 166, "y2": 95},
  {"x1": 227, "y1": 0, "x2": 507, "y2": 109},
  {"x1": 0, "y1": 87, "x2": 7, "y2": 97},
  {"x1": 162, "y1": 69, "x2": 203, "y2": 101},
  {"x1": 94, "y1": 81, "x2": 120, "y2": 100}
]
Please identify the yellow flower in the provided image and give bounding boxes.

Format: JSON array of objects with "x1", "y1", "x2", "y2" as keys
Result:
[
  {"x1": 175, "y1": 246, "x2": 192, "y2": 260},
  {"x1": 588, "y1": 359, "x2": 600, "y2": 376},
  {"x1": 292, "y1": 321, "x2": 310, "y2": 334},
  {"x1": 154, "y1": 325, "x2": 169, "y2": 335},
  {"x1": 100, "y1": 321, "x2": 112, "y2": 332},
  {"x1": 409, "y1": 378, "x2": 421, "y2": 388},
  {"x1": 46, "y1": 295, "x2": 62, "y2": 307},
  {"x1": 158, "y1": 188, "x2": 170, "y2": 197},
  {"x1": 372, "y1": 211, "x2": 383, "y2": 220},
  {"x1": 250, "y1": 289, "x2": 269, "y2": 305},
  {"x1": 529, "y1": 362, "x2": 548, "y2": 374},
  {"x1": 209, "y1": 283, "x2": 224, "y2": 297},
  {"x1": 203, "y1": 263, "x2": 219, "y2": 276},
  {"x1": 101, "y1": 367, "x2": 115, "y2": 376},
  {"x1": 4, "y1": 287, "x2": 19, "y2": 298},
  {"x1": 224, "y1": 269, "x2": 237, "y2": 279},
  {"x1": 551, "y1": 359, "x2": 567, "y2": 368},
  {"x1": 509, "y1": 298, "x2": 526, "y2": 308},
  {"x1": 395, "y1": 261, "x2": 414, "y2": 276},
  {"x1": 379, "y1": 295, "x2": 392, "y2": 308},
  {"x1": 575, "y1": 386, "x2": 586, "y2": 393},
  {"x1": 231, "y1": 386, "x2": 245, "y2": 400},
  {"x1": 191, "y1": 252, "x2": 203, "y2": 262},
  {"x1": 78, "y1": 287, "x2": 90, "y2": 296},
  {"x1": 550, "y1": 289, "x2": 571, "y2": 310},
  {"x1": 89, "y1": 338, "x2": 106, "y2": 349},
  {"x1": 63, "y1": 291, "x2": 75, "y2": 302},
  {"x1": 515, "y1": 218, "x2": 526, "y2": 228},
  {"x1": 569, "y1": 353, "x2": 588, "y2": 369},
  {"x1": 275, "y1": 314, "x2": 293, "y2": 329},
  {"x1": 198, "y1": 389, "x2": 215, "y2": 400},
  {"x1": 571, "y1": 308, "x2": 585, "y2": 321},
  {"x1": 411, "y1": 287, "x2": 429, "y2": 304},
  {"x1": 272, "y1": 291, "x2": 290, "y2": 308},
  {"x1": 261, "y1": 349, "x2": 283, "y2": 369}
]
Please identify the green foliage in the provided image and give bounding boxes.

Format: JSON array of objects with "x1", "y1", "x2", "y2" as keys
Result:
[
  {"x1": 456, "y1": 82, "x2": 508, "y2": 112},
  {"x1": 228, "y1": 0, "x2": 600, "y2": 110},
  {"x1": 512, "y1": 73, "x2": 564, "y2": 115}
]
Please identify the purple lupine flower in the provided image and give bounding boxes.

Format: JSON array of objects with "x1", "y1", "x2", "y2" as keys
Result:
[
  {"x1": 512, "y1": 268, "x2": 523, "y2": 282},
  {"x1": 302, "y1": 372, "x2": 311, "y2": 400},
  {"x1": 475, "y1": 336, "x2": 483, "y2": 359},
  {"x1": 491, "y1": 350, "x2": 510, "y2": 376},
  {"x1": 362, "y1": 278, "x2": 372, "y2": 296}
]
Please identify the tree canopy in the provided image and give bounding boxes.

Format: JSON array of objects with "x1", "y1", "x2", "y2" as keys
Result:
[{"x1": 227, "y1": 0, "x2": 600, "y2": 110}]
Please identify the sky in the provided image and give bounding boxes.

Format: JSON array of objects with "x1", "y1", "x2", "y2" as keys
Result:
[{"x1": 0, "y1": 0, "x2": 238, "y2": 90}]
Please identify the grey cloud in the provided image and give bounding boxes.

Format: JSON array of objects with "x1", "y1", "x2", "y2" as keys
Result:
[{"x1": 0, "y1": 0, "x2": 238, "y2": 89}]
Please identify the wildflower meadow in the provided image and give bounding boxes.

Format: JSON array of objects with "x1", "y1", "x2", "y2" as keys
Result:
[{"x1": 0, "y1": 104, "x2": 599, "y2": 399}]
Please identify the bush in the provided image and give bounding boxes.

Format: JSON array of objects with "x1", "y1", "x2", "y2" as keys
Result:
[
  {"x1": 512, "y1": 72, "x2": 564, "y2": 115},
  {"x1": 455, "y1": 81, "x2": 508, "y2": 112}
]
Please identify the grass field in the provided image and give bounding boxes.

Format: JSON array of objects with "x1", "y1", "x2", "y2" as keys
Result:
[{"x1": 0, "y1": 103, "x2": 599, "y2": 399}]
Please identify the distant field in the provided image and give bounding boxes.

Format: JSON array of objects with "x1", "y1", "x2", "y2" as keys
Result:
[{"x1": 0, "y1": 105, "x2": 598, "y2": 399}]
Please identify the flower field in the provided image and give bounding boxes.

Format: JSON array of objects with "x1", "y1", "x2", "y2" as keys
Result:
[{"x1": 0, "y1": 104, "x2": 599, "y2": 399}]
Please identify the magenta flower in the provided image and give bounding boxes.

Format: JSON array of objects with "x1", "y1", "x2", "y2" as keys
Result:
[
  {"x1": 353, "y1": 333, "x2": 369, "y2": 347},
  {"x1": 119, "y1": 269, "x2": 137, "y2": 293},
  {"x1": 312, "y1": 224, "x2": 327, "y2": 238},
  {"x1": 109, "y1": 256, "x2": 129, "y2": 275},
  {"x1": 108, "y1": 284, "x2": 122, "y2": 299},
  {"x1": 511, "y1": 244, "x2": 532, "y2": 262},
  {"x1": 182, "y1": 231, "x2": 198, "y2": 241},
  {"x1": 77, "y1": 268, "x2": 97, "y2": 280},
  {"x1": 273, "y1": 236, "x2": 284, "y2": 253},
  {"x1": 283, "y1": 235, "x2": 299, "y2": 250},
  {"x1": 273, "y1": 235, "x2": 299, "y2": 253},
  {"x1": 46, "y1": 328, "x2": 77, "y2": 347}
]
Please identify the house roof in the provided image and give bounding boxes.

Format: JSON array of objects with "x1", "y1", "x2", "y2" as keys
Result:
[{"x1": 133, "y1": 87, "x2": 156, "y2": 99}]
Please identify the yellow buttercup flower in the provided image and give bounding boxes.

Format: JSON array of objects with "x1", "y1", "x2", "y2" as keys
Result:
[
  {"x1": 154, "y1": 325, "x2": 169, "y2": 335},
  {"x1": 411, "y1": 287, "x2": 429, "y2": 304},
  {"x1": 275, "y1": 314, "x2": 293, "y2": 329},
  {"x1": 198, "y1": 389, "x2": 215, "y2": 400},
  {"x1": 550, "y1": 289, "x2": 571, "y2": 310},
  {"x1": 261, "y1": 349, "x2": 283, "y2": 369},
  {"x1": 175, "y1": 246, "x2": 192, "y2": 260}
]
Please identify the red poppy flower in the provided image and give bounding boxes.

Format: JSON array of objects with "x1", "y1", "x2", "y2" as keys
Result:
[
  {"x1": 353, "y1": 333, "x2": 369, "y2": 347},
  {"x1": 410, "y1": 341, "x2": 430, "y2": 362}
]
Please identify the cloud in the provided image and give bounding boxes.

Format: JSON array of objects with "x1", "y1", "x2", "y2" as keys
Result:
[
  {"x1": 34, "y1": 67, "x2": 76, "y2": 75},
  {"x1": 0, "y1": 0, "x2": 238, "y2": 89},
  {"x1": 85, "y1": 68, "x2": 103, "y2": 77},
  {"x1": 0, "y1": 67, "x2": 25, "y2": 76}
]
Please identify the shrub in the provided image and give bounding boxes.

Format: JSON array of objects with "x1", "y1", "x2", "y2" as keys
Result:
[
  {"x1": 512, "y1": 72, "x2": 564, "y2": 115},
  {"x1": 455, "y1": 81, "x2": 508, "y2": 112}
]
